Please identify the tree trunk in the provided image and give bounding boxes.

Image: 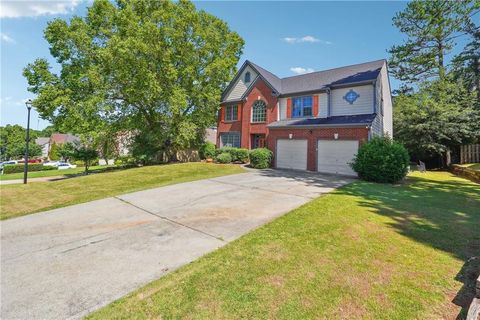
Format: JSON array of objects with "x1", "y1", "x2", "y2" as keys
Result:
[
  {"x1": 438, "y1": 42, "x2": 445, "y2": 81},
  {"x1": 446, "y1": 149, "x2": 452, "y2": 167},
  {"x1": 475, "y1": 56, "x2": 480, "y2": 104}
]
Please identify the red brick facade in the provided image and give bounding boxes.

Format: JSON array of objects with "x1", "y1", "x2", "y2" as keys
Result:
[
  {"x1": 217, "y1": 78, "x2": 278, "y2": 149},
  {"x1": 217, "y1": 79, "x2": 369, "y2": 172},
  {"x1": 267, "y1": 127, "x2": 369, "y2": 171}
]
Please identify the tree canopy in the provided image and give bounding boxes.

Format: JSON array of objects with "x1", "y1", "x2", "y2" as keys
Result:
[
  {"x1": 0, "y1": 125, "x2": 42, "y2": 161},
  {"x1": 388, "y1": 0, "x2": 479, "y2": 83},
  {"x1": 390, "y1": 0, "x2": 480, "y2": 166},
  {"x1": 23, "y1": 0, "x2": 244, "y2": 162}
]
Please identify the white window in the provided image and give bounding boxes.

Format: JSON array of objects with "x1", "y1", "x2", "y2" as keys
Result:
[
  {"x1": 225, "y1": 105, "x2": 238, "y2": 121},
  {"x1": 292, "y1": 96, "x2": 312, "y2": 118},
  {"x1": 251, "y1": 100, "x2": 266, "y2": 123},
  {"x1": 221, "y1": 132, "x2": 240, "y2": 147}
]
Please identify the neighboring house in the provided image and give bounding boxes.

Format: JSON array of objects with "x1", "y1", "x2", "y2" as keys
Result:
[
  {"x1": 35, "y1": 137, "x2": 50, "y2": 158},
  {"x1": 49, "y1": 133, "x2": 80, "y2": 147},
  {"x1": 217, "y1": 59, "x2": 392, "y2": 175},
  {"x1": 205, "y1": 127, "x2": 217, "y2": 144}
]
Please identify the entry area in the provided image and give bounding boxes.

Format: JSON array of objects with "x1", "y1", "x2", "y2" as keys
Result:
[
  {"x1": 276, "y1": 139, "x2": 308, "y2": 170},
  {"x1": 251, "y1": 134, "x2": 265, "y2": 149},
  {"x1": 317, "y1": 140, "x2": 358, "y2": 176}
]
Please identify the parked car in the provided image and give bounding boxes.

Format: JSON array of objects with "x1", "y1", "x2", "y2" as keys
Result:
[
  {"x1": 57, "y1": 163, "x2": 77, "y2": 170},
  {"x1": 43, "y1": 161, "x2": 60, "y2": 167},
  {"x1": 0, "y1": 161, "x2": 18, "y2": 169}
]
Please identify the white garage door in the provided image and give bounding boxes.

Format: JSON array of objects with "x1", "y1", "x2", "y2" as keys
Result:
[
  {"x1": 276, "y1": 139, "x2": 308, "y2": 170},
  {"x1": 317, "y1": 140, "x2": 358, "y2": 176}
]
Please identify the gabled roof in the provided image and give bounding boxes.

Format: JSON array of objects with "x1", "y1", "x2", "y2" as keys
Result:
[
  {"x1": 268, "y1": 114, "x2": 377, "y2": 129},
  {"x1": 35, "y1": 137, "x2": 50, "y2": 146},
  {"x1": 280, "y1": 60, "x2": 385, "y2": 95},
  {"x1": 49, "y1": 133, "x2": 80, "y2": 145},
  {"x1": 222, "y1": 59, "x2": 386, "y2": 102}
]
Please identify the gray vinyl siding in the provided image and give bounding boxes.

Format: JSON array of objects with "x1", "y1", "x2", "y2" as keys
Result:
[
  {"x1": 379, "y1": 65, "x2": 393, "y2": 136},
  {"x1": 319, "y1": 93, "x2": 328, "y2": 118},
  {"x1": 375, "y1": 74, "x2": 382, "y2": 115},
  {"x1": 371, "y1": 114, "x2": 384, "y2": 137},
  {"x1": 224, "y1": 65, "x2": 258, "y2": 101},
  {"x1": 279, "y1": 97, "x2": 287, "y2": 120},
  {"x1": 330, "y1": 85, "x2": 374, "y2": 116}
]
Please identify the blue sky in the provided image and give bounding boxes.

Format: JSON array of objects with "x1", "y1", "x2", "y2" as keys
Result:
[{"x1": 0, "y1": 0, "x2": 472, "y2": 130}]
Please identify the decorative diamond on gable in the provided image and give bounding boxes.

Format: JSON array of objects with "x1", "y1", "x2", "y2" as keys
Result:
[{"x1": 343, "y1": 89, "x2": 360, "y2": 104}]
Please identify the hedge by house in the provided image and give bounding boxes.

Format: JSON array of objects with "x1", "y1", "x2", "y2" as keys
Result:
[
  {"x1": 215, "y1": 152, "x2": 232, "y2": 164},
  {"x1": 2, "y1": 163, "x2": 56, "y2": 174},
  {"x1": 215, "y1": 147, "x2": 249, "y2": 163},
  {"x1": 199, "y1": 142, "x2": 216, "y2": 160},
  {"x1": 249, "y1": 148, "x2": 273, "y2": 169},
  {"x1": 350, "y1": 137, "x2": 409, "y2": 183}
]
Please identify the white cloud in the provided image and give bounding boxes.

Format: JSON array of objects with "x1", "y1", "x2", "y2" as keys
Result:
[
  {"x1": 0, "y1": 97, "x2": 13, "y2": 105},
  {"x1": 1, "y1": 32, "x2": 15, "y2": 43},
  {"x1": 290, "y1": 67, "x2": 315, "y2": 75},
  {"x1": 0, "y1": 0, "x2": 80, "y2": 18},
  {"x1": 282, "y1": 35, "x2": 332, "y2": 45}
]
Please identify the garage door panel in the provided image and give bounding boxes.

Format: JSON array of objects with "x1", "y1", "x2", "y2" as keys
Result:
[
  {"x1": 317, "y1": 140, "x2": 358, "y2": 176},
  {"x1": 276, "y1": 139, "x2": 307, "y2": 170}
]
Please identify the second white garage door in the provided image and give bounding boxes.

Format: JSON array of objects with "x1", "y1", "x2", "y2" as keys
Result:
[
  {"x1": 317, "y1": 140, "x2": 358, "y2": 176},
  {"x1": 276, "y1": 139, "x2": 308, "y2": 170}
]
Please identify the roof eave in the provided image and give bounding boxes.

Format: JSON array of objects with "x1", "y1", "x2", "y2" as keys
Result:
[
  {"x1": 268, "y1": 123, "x2": 372, "y2": 129},
  {"x1": 279, "y1": 79, "x2": 376, "y2": 97}
]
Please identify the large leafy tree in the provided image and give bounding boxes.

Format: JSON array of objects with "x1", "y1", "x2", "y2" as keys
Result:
[
  {"x1": 23, "y1": 0, "x2": 244, "y2": 162},
  {"x1": 0, "y1": 125, "x2": 42, "y2": 161},
  {"x1": 393, "y1": 79, "x2": 480, "y2": 165},
  {"x1": 389, "y1": 0, "x2": 479, "y2": 83}
]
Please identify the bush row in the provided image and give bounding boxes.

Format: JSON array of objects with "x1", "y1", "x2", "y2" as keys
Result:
[
  {"x1": 2, "y1": 163, "x2": 56, "y2": 174},
  {"x1": 199, "y1": 143, "x2": 273, "y2": 169}
]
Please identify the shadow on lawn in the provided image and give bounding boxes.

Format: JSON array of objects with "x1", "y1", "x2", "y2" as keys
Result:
[
  {"x1": 336, "y1": 174, "x2": 480, "y2": 319},
  {"x1": 258, "y1": 169, "x2": 479, "y2": 318}
]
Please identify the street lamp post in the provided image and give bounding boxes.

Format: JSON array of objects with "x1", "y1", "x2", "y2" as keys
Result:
[{"x1": 23, "y1": 99, "x2": 33, "y2": 184}]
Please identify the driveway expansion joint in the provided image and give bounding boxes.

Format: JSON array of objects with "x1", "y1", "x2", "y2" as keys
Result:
[
  {"x1": 208, "y1": 178, "x2": 317, "y2": 199},
  {"x1": 114, "y1": 196, "x2": 226, "y2": 242}
]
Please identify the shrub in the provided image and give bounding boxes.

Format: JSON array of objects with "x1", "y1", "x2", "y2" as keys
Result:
[
  {"x1": 249, "y1": 148, "x2": 273, "y2": 169},
  {"x1": 215, "y1": 152, "x2": 232, "y2": 164},
  {"x1": 215, "y1": 147, "x2": 249, "y2": 163},
  {"x1": 74, "y1": 160, "x2": 85, "y2": 167},
  {"x1": 3, "y1": 163, "x2": 45, "y2": 174},
  {"x1": 115, "y1": 155, "x2": 136, "y2": 166},
  {"x1": 199, "y1": 142, "x2": 216, "y2": 160},
  {"x1": 41, "y1": 166, "x2": 58, "y2": 171},
  {"x1": 215, "y1": 147, "x2": 233, "y2": 157},
  {"x1": 234, "y1": 148, "x2": 249, "y2": 163},
  {"x1": 350, "y1": 137, "x2": 409, "y2": 183}
]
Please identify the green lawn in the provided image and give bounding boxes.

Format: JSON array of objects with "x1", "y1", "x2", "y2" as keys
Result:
[
  {"x1": 459, "y1": 163, "x2": 480, "y2": 171},
  {"x1": 0, "y1": 165, "x2": 110, "y2": 180},
  {"x1": 87, "y1": 172, "x2": 480, "y2": 320},
  {"x1": 0, "y1": 163, "x2": 244, "y2": 220}
]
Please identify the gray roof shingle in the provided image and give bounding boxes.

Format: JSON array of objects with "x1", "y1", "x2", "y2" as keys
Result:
[
  {"x1": 268, "y1": 114, "x2": 377, "y2": 128},
  {"x1": 247, "y1": 59, "x2": 385, "y2": 95}
]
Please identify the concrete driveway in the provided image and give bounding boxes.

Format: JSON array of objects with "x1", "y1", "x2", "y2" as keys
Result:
[{"x1": 1, "y1": 169, "x2": 352, "y2": 319}]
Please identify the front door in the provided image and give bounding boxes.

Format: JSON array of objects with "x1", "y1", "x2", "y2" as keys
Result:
[{"x1": 252, "y1": 134, "x2": 265, "y2": 149}]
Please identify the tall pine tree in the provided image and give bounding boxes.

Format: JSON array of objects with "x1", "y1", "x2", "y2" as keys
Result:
[{"x1": 389, "y1": 0, "x2": 479, "y2": 83}]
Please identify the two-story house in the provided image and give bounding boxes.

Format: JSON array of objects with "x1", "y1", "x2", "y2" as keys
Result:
[{"x1": 217, "y1": 59, "x2": 392, "y2": 175}]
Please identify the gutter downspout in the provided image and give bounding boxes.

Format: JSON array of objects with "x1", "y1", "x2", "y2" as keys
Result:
[{"x1": 326, "y1": 87, "x2": 331, "y2": 117}]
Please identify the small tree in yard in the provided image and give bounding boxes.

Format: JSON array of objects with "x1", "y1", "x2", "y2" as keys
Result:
[
  {"x1": 351, "y1": 137, "x2": 410, "y2": 183},
  {"x1": 58, "y1": 142, "x2": 75, "y2": 162},
  {"x1": 73, "y1": 146, "x2": 98, "y2": 175}
]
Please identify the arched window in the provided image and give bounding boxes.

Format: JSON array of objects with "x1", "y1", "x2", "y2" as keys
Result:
[
  {"x1": 251, "y1": 100, "x2": 267, "y2": 123},
  {"x1": 244, "y1": 71, "x2": 251, "y2": 83}
]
